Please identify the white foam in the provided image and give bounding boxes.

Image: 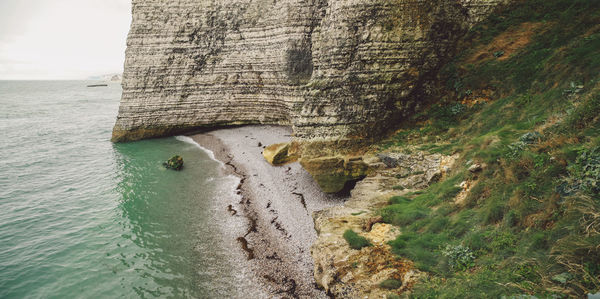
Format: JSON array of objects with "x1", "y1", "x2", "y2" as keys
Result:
[
  {"x1": 175, "y1": 136, "x2": 240, "y2": 199},
  {"x1": 175, "y1": 135, "x2": 224, "y2": 168}
]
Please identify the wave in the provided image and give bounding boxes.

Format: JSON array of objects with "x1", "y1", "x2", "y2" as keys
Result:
[
  {"x1": 175, "y1": 135, "x2": 224, "y2": 168},
  {"x1": 175, "y1": 135, "x2": 241, "y2": 197}
]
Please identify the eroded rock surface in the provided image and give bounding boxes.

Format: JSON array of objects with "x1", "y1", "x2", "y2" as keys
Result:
[
  {"x1": 311, "y1": 150, "x2": 457, "y2": 297},
  {"x1": 113, "y1": 0, "x2": 507, "y2": 144},
  {"x1": 300, "y1": 156, "x2": 368, "y2": 193},
  {"x1": 263, "y1": 142, "x2": 297, "y2": 165},
  {"x1": 113, "y1": 0, "x2": 508, "y2": 190}
]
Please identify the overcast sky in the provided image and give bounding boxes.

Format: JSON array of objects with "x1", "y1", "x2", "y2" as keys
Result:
[{"x1": 0, "y1": 0, "x2": 131, "y2": 80}]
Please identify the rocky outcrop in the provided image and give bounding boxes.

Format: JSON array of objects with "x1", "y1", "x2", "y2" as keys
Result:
[
  {"x1": 113, "y1": 0, "x2": 508, "y2": 189},
  {"x1": 311, "y1": 149, "x2": 457, "y2": 297},
  {"x1": 163, "y1": 155, "x2": 184, "y2": 170},
  {"x1": 311, "y1": 174, "x2": 414, "y2": 298},
  {"x1": 377, "y1": 150, "x2": 459, "y2": 189},
  {"x1": 262, "y1": 142, "x2": 297, "y2": 165},
  {"x1": 300, "y1": 156, "x2": 368, "y2": 193}
]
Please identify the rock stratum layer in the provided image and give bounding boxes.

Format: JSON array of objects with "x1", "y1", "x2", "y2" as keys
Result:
[
  {"x1": 113, "y1": 0, "x2": 507, "y2": 191},
  {"x1": 113, "y1": 0, "x2": 506, "y2": 143}
]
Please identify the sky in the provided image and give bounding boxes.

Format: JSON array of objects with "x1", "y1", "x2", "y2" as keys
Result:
[{"x1": 0, "y1": 0, "x2": 131, "y2": 80}]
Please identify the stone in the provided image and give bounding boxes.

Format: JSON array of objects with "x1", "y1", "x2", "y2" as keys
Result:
[
  {"x1": 377, "y1": 153, "x2": 401, "y2": 168},
  {"x1": 379, "y1": 279, "x2": 402, "y2": 290},
  {"x1": 379, "y1": 149, "x2": 458, "y2": 189},
  {"x1": 164, "y1": 155, "x2": 184, "y2": 170},
  {"x1": 300, "y1": 156, "x2": 368, "y2": 193},
  {"x1": 262, "y1": 142, "x2": 297, "y2": 165},
  {"x1": 469, "y1": 163, "x2": 483, "y2": 173},
  {"x1": 363, "y1": 216, "x2": 384, "y2": 232}
]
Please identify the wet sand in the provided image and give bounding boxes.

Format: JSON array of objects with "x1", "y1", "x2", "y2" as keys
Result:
[{"x1": 191, "y1": 125, "x2": 346, "y2": 298}]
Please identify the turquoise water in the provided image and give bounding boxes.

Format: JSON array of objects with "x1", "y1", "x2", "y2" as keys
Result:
[{"x1": 0, "y1": 81, "x2": 252, "y2": 298}]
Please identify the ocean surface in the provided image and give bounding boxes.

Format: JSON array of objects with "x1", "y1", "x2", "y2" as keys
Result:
[{"x1": 0, "y1": 81, "x2": 253, "y2": 298}]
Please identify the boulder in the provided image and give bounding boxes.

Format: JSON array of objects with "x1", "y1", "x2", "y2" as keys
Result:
[
  {"x1": 300, "y1": 156, "x2": 368, "y2": 193},
  {"x1": 164, "y1": 155, "x2": 184, "y2": 170},
  {"x1": 468, "y1": 163, "x2": 483, "y2": 173},
  {"x1": 262, "y1": 142, "x2": 298, "y2": 165}
]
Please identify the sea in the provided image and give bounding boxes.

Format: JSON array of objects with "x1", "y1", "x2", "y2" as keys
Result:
[{"x1": 0, "y1": 81, "x2": 256, "y2": 298}]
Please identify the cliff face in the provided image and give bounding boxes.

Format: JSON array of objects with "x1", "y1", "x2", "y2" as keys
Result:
[
  {"x1": 114, "y1": 0, "x2": 505, "y2": 142},
  {"x1": 293, "y1": 0, "x2": 505, "y2": 147},
  {"x1": 113, "y1": 0, "x2": 507, "y2": 190},
  {"x1": 113, "y1": 0, "x2": 319, "y2": 141}
]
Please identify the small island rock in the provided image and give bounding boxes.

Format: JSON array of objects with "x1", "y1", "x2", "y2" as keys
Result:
[{"x1": 164, "y1": 155, "x2": 184, "y2": 171}]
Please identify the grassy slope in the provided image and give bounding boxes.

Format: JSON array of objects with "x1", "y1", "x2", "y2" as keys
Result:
[{"x1": 377, "y1": 0, "x2": 600, "y2": 297}]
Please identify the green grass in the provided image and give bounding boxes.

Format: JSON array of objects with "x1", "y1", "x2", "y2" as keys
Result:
[
  {"x1": 377, "y1": 0, "x2": 600, "y2": 296},
  {"x1": 563, "y1": 94, "x2": 600, "y2": 131},
  {"x1": 343, "y1": 229, "x2": 371, "y2": 250}
]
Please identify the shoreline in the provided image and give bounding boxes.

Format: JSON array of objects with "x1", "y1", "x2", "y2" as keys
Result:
[{"x1": 191, "y1": 125, "x2": 346, "y2": 298}]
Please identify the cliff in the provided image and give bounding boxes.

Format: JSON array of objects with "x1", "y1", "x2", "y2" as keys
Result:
[
  {"x1": 313, "y1": 0, "x2": 600, "y2": 297},
  {"x1": 112, "y1": 0, "x2": 507, "y2": 191},
  {"x1": 113, "y1": 0, "x2": 505, "y2": 143}
]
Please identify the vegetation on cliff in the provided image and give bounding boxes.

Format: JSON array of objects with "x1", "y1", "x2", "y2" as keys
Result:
[
  {"x1": 378, "y1": 0, "x2": 600, "y2": 297},
  {"x1": 343, "y1": 229, "x2": 372, "y2": 250}
]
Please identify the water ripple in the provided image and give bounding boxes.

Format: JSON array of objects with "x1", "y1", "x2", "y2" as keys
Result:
[{"x1": 0, "y1": 81, "x2": 257, "y2": 298}]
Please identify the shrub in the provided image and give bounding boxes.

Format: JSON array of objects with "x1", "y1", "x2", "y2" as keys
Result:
[
  {"x1": 465, "y1": 231, "x2": 487, "y2": 253},
  {"x1": 389, "y1": 232, "x2": 449, "y2": 272},
  {"x1": 529, "y1": 231, "x2": 549, "y2": 251},
  {"x1": 519, "y1": 132, "x2": 543, "y2": 145},
  {"x1": 574, "y1": 146, "x2": 600, "y2": 193},
  {"x1": 562, "y1": 146, "x2": 600, "y2": 195},
  {"x1": 343, "y1": 229, "x2": 371, "y2": 250},
  {"x1": 565, "y1": 95, "x2": 600, "y2": 130},
  {"x1": 389, "y1": 196, "x2": 412, "y2": 204},
  {"x1": 380, "y1": 203, "x2": 430, "y2": 226},
  {"x1": 503, "y1": 210, "x2": 519, "y2": 227},
  {"x1": 428, "y1": 217, "x2": 450, "y2": 233},
  {"x1": 505, "y1": 141, "x2": 527, "y2": 160},
  {"x1": 486, "y1": 230, "x2": 517, "y2": 255},
  {"x1": 484, "y1": 199, "x2": 506, "y2": 224},
  {"x1": 442, "y1": 244, "x2": 476, "y2": 271},
  {"x1": 380, "y1": 279, "x2": 403, "y2": 290}
]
